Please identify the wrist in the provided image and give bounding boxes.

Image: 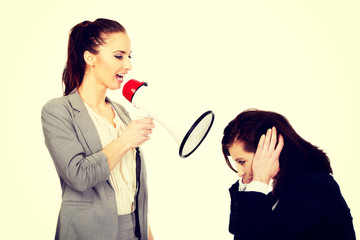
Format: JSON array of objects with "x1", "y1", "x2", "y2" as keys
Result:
[
  {"x1": 252, "y1": 176, "x2": 271, "y2": 185},
  {"x1": 116, "y1": 136, "x2": 133, "y2": 152}
]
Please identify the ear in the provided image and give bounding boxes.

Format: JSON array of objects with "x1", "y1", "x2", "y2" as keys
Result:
[{"x1": 83, "y1": 51, "x2": 96, "y2": 66}]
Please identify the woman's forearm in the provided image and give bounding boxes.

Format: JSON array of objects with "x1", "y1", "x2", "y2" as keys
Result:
[{"x1": 102, "y1": 137, "x2": 132, "y2": 171}]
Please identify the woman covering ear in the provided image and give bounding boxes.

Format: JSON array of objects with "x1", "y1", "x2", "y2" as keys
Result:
[
  {"x1": 41, "y1": 19, "x2": 155, "y2": 240},
  {"x1": 222, "y1": 109, "x2": 356, "y2": 240}
]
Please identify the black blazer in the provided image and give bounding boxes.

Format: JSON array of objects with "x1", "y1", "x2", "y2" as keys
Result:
[{"x1": 229, "y1": 172, "x2": 356, "y2": 240}]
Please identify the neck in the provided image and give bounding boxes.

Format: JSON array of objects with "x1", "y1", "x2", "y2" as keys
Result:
[{"x1": 78, "y1": 73, "x2": 107, "y2": 108}]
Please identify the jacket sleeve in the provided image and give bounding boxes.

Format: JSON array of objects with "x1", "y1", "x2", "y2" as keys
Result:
[
  {"x1": 41, "y1": 99, "x2": 110, "y2": 192},
  {"x1": 229, "y1": 186, "x2": 273, "y2": 238},
  {"x1": 229, "y1": 175, "x2": 324, "y2": 240}
]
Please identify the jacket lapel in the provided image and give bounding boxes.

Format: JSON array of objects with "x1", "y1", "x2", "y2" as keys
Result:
[
  {"x1": 68, "y1": 91, "x2": 103, "y2": 154},
  {"x1": 67, "y1": 91, "x2": 135, "y2": 189}
]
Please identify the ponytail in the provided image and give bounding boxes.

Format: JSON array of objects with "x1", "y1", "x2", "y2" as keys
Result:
[{"x1": 62, "y1": 18, "x2": 126, "y2": 95}]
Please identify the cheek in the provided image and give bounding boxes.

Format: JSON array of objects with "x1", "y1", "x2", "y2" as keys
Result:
[
  {"x1": 99, "y1": 57, "x2": 118, "y2": 72},
  {"x1": 245, "y1": 163, "x2": 253, "y2": 174},
  {"x1": 236, "y1": 164, "x2": 245, "y2": 174},
  {"x1": 95, "y1": 60, "x2": 109, "y2": 75},
  {"x1": 105, "y1": 60, "x2": 117, "y2": 74}
]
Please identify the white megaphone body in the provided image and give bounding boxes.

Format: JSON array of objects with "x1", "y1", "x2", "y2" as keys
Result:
[{"x1": 122, "y1": 79, "x2": 214, "y2": 158}]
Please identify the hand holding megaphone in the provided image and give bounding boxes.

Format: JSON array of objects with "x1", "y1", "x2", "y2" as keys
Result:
[
  {"x1": 121, "y1": 117, "x2": 155, "y2": 148},
  {"x1": 122, "y1": 79, "x2": 215, "y2": 158}
]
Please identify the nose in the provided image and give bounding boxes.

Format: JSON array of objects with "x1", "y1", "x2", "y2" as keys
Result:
[
  {"x1": 124, "y1": 58, "x2": 132, "y2": 71},
  {"x1": 236, "y1": 166, "x2": 245, "y2": 178}
]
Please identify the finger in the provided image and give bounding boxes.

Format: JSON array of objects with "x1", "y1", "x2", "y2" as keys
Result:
[
  {"x1": 137, "y1": 133, "x2": 150, "y2": 144},
  {"x1": 140, "y1": 117, "x2": 154, "y2": 124},
  {"x1": 263, "y1": 128, "x2": 272, "y2": 151},
  {"x1": 135, "y1": 121, "x2": 155, "y2": 131},
  {"x1": 144, "y1": 129, "x2": 153, "y2": 135},
  {"x1": 269, "y1": 127, "x2": 277, "y2": 150},
  {"x1": 143, "y1": 134, "x2": 151, "y2": 142},
  {"x1": 132, "y1": 118, "x2": 149, "y2": 125},
  {"x1": 256, "y1": 134, "x2": 266, "y2": 153},
  {"x1": 139, "y1": 118, "x2": 155, "y2": 128},
  {"x1": 142, "y1": 124, "x2": 155, "y2": 131},
  {"x1": 275, "y1": 134, "x2": 284, "y2": 156}
]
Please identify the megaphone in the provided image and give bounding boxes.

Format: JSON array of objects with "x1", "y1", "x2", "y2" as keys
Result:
[{"x1": 122, "y1": 79, "x2": 215, "y2": 158}]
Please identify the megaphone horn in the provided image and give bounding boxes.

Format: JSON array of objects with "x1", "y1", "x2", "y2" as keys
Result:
[{"x1": 122, "y1": 79, "x2": 215, "y2": 158}]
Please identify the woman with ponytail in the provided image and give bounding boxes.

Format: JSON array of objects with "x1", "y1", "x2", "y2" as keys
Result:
[
  {"x1": 41, "y1": 19, "x2": 154, "y2": 240},
  {"x1": 222, "y1": 109, "x2": 356, "y2": 240}
]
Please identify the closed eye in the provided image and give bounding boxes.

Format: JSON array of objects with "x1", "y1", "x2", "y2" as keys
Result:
[
  {"x1": 235, "y1": 159, "x2": 246, "y2": 166},
  {"x1": 115, "y1": 55, "x2": 132, "y2": 60}
]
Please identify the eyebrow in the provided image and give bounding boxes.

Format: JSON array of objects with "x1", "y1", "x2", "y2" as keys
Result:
[{"x1": 113, "y1": 50, "x2": 132, "y2": 54}]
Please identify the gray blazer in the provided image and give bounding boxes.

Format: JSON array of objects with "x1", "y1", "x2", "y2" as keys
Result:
[{"x1": 41, "y1": 91, "x2": 148, "y2": 240}]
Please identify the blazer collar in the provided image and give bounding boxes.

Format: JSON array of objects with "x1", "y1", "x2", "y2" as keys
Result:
[
  {"x1": 67, "y1": 90, "x2": 131, "y2": 153},
  {"x1": 68, "y1": 90, "x2": 87, "y2": 112},
  {"x1": 67, "y1": 91, "x2": 102, "y2": 153}
]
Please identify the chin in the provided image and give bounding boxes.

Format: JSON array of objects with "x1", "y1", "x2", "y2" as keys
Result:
[
  {"x1": 243, "y1": 179, "x2": 252, "y2": 184},
  {"x1": 242, "y1": 176, "x2": 253, "y2": 184},
  {"x1": 108, "y1": 84, "x2": 121, "y2": 90}
]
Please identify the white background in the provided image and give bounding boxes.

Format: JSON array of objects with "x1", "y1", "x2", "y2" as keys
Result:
[{"x1": 1, "y1": 0, "x2": 359, "y2": 239}]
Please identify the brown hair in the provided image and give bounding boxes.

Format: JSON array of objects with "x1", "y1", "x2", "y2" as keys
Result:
[
  {"x1": 222, "y1": 109, "x2": 332, "y2": 196},
  {"x1": 62, "y1": 18, "x2": 126, "y2": 95}
]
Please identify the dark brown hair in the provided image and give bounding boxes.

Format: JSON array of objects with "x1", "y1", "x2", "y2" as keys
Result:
[
  {"x1": 222, "y1": 109, "x2": 332, "y2": 196},
  {"x1": 62, "y1": 18, "x2": 126, "y2": 95}
]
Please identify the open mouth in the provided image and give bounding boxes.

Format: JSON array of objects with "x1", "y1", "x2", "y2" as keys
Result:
[{"x1": 116, "y1": 74, "x2": 124, "y2": 83}]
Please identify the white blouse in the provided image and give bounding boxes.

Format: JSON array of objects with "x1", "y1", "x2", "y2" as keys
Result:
[
  {"x1": 238, "y1": 177, "x2": 272, "y2": 194},
  {"x1": 84, "y1": 102, "x2": 136, "y2": 215}
]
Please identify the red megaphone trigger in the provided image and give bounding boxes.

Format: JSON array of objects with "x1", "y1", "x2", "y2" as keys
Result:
[{"x1": 122, "y1": 79, "x2": 148, "y2": 102}]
